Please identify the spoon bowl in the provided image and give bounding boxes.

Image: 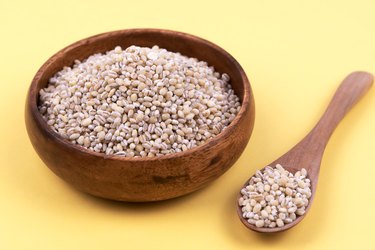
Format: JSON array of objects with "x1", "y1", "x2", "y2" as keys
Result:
[{"x1": 238, "y1": 71, "x2": 373, "y2": 233}]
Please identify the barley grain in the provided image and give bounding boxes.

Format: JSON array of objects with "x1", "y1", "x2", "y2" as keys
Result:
[
  {"x1": 239, "y1": 164, "x2": 312, "y2": 228},
  {"x1": 39, "y1": 45, "x2": 240, "y2": 157}
]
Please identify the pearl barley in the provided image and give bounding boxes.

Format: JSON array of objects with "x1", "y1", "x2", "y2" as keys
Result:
[
  {"x1": 39, "y1": 45, "x2": 240, "y2": 157},
  {"x1": 239, "y1": 164, "x2": 312, "y2": 228}
]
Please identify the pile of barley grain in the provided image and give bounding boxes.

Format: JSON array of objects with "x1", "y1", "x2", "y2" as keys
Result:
[
  {"x1": 39, "y1": 45, "x2": 240, "y2": 157},
  {"x1": 238, "y1": 164, "x2": 312, "y2": 228}
]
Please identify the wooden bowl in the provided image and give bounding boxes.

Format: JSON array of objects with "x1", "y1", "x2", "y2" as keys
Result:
[{"x1": 25, "y1": 29, "x2": 255, "y2": 202}]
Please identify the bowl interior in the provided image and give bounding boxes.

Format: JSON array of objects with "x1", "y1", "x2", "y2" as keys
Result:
[{"x1": 30, "y1": 29, "x2": 252, "y2": 162}]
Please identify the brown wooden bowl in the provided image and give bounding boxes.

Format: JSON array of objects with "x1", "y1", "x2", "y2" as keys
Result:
[{"x1": 25, "y1": 29, "x2": 255, "y2": 202}]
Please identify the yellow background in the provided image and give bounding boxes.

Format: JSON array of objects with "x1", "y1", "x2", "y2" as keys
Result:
[{"x1": 1, "y1": 0, "x2": 374, "y2": 249}]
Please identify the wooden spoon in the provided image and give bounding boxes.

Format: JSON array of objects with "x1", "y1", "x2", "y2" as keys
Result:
[{"x1": 237, "y1": 71, "x2": 373, "y2": 233}]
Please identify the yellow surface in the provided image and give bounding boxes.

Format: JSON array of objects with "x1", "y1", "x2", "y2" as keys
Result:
[{"x1": 1, "y1": 0, "x2": 374, "y2": 249}]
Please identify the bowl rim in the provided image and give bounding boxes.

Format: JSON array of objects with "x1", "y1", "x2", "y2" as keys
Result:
[{"x1": 28, "y1": 28, "x2": 253, "y2": 162}]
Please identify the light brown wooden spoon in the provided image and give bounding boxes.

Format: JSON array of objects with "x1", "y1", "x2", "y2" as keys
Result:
[{"x1": 237, "y1": 71, "x2": 373, "y2": 233}]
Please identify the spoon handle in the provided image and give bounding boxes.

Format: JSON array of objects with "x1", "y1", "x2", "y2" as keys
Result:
[
  {"x1": 309, "y1": 71, "x2": 373, "y2": 151},
  {"x1": 312, "y1": 71, "x2": 373, "y2": 144},
  {"x1": 275, "y1": 72, "x2": 373, "y2": 178}
]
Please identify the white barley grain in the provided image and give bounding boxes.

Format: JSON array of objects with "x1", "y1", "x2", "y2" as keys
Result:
[{"x1": 238, "y1": 164, "x2": 312, "y2": 228}]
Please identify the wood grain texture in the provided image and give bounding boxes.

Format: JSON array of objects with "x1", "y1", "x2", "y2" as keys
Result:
[
  {"x1": 238, "y1": 71, "x2": 373, "y2": 232},
  {"x1": 25, "y1": 29, "x2": 255, "y2": 202}
]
